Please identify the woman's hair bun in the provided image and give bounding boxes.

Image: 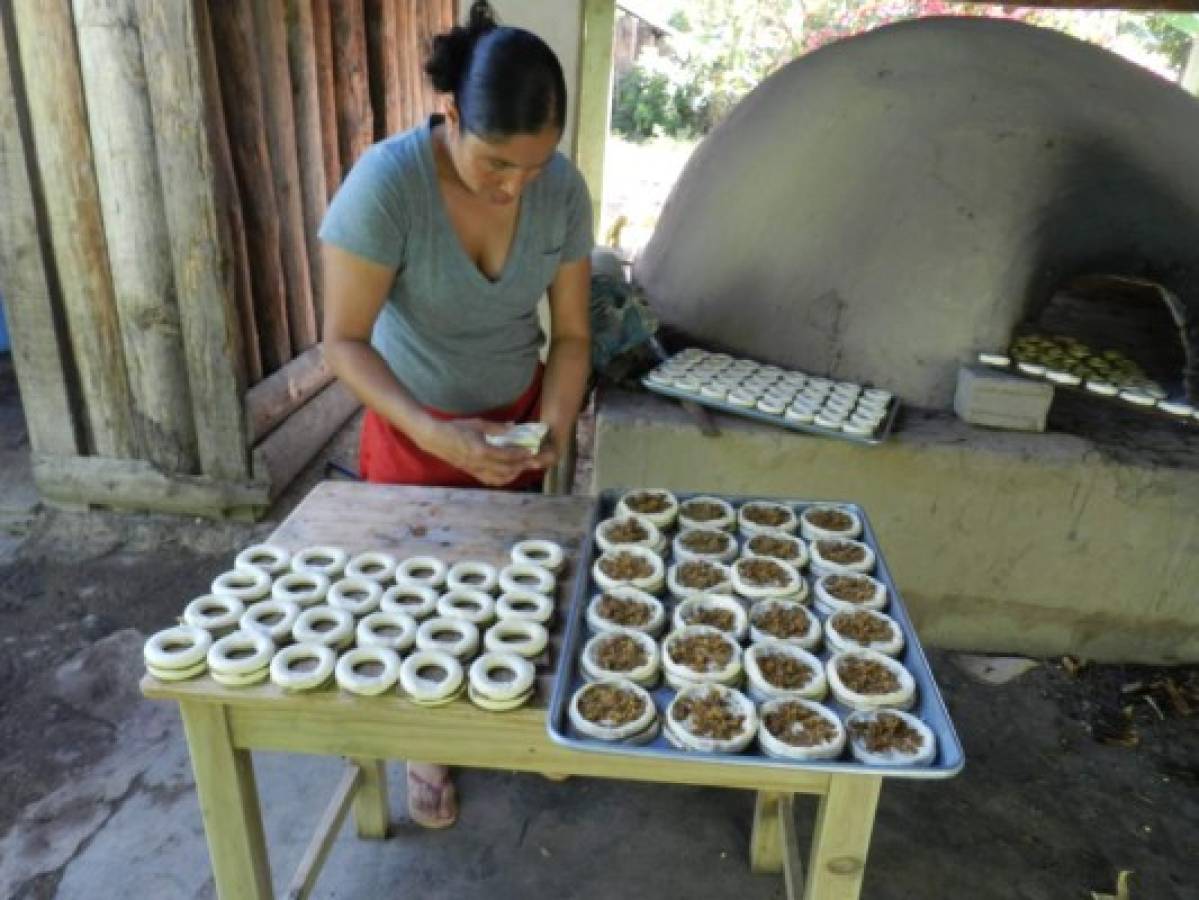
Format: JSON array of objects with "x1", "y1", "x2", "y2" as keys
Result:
[{"x1": 425, "y1": 1, "x2": 499, "y2": 94}]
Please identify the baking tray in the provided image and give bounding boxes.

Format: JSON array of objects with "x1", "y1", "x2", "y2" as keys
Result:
[
  {"x1": 641, "y1": 378, "x2": 901, "y2": 447},
  {"x1": 547, "y1": 491, "x2": 965, "y2": 780}
]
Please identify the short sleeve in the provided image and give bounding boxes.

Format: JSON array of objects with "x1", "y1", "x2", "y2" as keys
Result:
[
  {"x1": 318, "y1": 144, "x2": 408, "y2": 269},
  {"x1": 561, "y1": 164, "x2": 595, "y2": 263}
]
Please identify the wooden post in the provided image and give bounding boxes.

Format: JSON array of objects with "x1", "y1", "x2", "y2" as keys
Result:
[
  {"x1": 805, "y1": 774, "x2": 881, "y2": 900},
  {"x1": 310, "y1": 0, "x2": 341, "y2": 198},
  {"x1": 417, "y1": 1, "x2": 438, "y2": 118},
  {"x1": 73, "y1": 0, "x2": 200, "y2": 474},
  {"x1": 393, "y1": 0, "x2": 415, "y2": 129},
  {"x1": 284, "y1": 0, "x2": 328, "y2": 332},
  {"x1": 252, "y1": 0, "x2": 317, "y2": 356},
  {"x1": 11, "y1": 0, "x2": 137, "y2": 459},
  {"x1": 137, "y1": 0, "x2": 253, "y2": 481},
  {"x1": 209, "y1": 1, "x2": 292, "y2": 374},
  {"x1": 0, "y1": 4, "x2": 82, "y2": 458},
  {"x1": 751, "y1": 790, "x2": 785, "y2": 875},
  {"x1": 245, "y1": 345, "x2": 333, "y2": 443},
  {"x1": 576, "y1": 0, "x2": 616, "y2": 233},
  {"x1": 331, "y1": 0, "x2": 374, "y2": 174},
  {"x1": 196, "y1": 0, "x2": 262, "y2": 386},
  {"x1": 349, "y1": 756, "x2": 389, "y2": 839},
  {"x1": 365, "y1": 0, "x2": 402, "y2": 139}
]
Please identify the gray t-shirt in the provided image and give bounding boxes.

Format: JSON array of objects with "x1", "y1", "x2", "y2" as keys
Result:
[{"x1": 318, "y1": 117, "x2": 594, "y2": 414}]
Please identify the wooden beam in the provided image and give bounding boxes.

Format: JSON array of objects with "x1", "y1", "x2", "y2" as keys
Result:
[
  {"x1": 137, "y1": 0, "x2": 253, "y2": 481},
  {"x1": 365, "y1": 0, "x2": 403, "y2": 138},
  {"x1": 11, "y1": 0, "x2": 138, "y2": 459},
  {"x1": 285, "y1": 764, "x2": 361, "y2": 900},
  {"x1": 195, "y1": 0, "x2": 262, "y2": 387},
  {"x1": 395, "y1": 0, "x2": 419, "y2": 129},
  {"x1": 245, "y1": 345, "x2": 334, "y2": 443},
  {"x1": 209, "y1": 1, "x2": 293, "y2": 374},
  {"x1": 252, "y1": 0, "x2": 318, "y2": 356},
  {"x1": 32, "y1": 454, "x2": 270, "y2": 518},
  {"x1": 576, "y1": 0, "x2": 616, "y2": 230},
  {"x1": 310, "y1": 0, "x2": 342, "y2": 198},
  {"x1": 417, "y1": 0, "x2": 439, "y2": 118},
  {"x1": 73, "y1": 0, "x2": 200, "y2": 475},
  {"x1": 0, "y1": 3, "x2": 83, "y2": 458},
  {"x1": 252, "y1": 380, "x2": 360, "y2": 499},
  {"x1": 331, "y1": 0, "x2": 374, "y2": 174},
  {"x1": 284, "y1": 0, "x2": 328, "y2": 332}
]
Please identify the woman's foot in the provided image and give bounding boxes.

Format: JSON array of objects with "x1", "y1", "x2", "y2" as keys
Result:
[{"x1": 407, "y1": 763, "x2": 458, "y2": 829}]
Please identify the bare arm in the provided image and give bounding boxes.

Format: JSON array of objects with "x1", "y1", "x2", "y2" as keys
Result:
[
  {"x1": 321, "y1": 243, "x2": 535, "y2": 485},
  {"x1": 538, "y1": 255, "x2": 592, "y2": 461}
]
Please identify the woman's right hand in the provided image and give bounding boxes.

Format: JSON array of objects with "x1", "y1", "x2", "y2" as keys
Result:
[{"x1": 417, "y1": 418, "x2": 540, "y2": 486}]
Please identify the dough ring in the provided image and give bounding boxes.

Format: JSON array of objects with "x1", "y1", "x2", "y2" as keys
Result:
[
  {"x1": 810, "y1": 539, "x2": 877, "y2": 577},
  {"x1": 436, "y1": 589, "x2": 496, "y2": 626},
  {"x1": 483, "y1": 619, "x2": 549, "y2": 659},
  {"x1": 290, "y1": 546, "x2": 349, "y2": 579},
  {"x1": 677, "y1": 495, "x2": 736, "y2": 531},
  {"x1": 211, "y1": 667, "x2": 270, "y2": 687},
  {"x1": 234, "y1": 543, "x2": 292, "y2": 577},
  {"x1": 825, "y1": 608, "x2": 905, "y2": 657},
  {"x1": 380, "y1": 583, "x2": 438, "y2": 620},
  {"x1": 568, "y1": 678, "x2": 657, "y2": 742},
  {"x1": 758, "y1": 697, "x2": 846, "y2": 761},
  {"x1": 446, "y1": 561, "x2": 499, "y2": 594},
  {"x1": 737, "y1": 501, "x2": 798, "y2": 537},
  {"x1": 335, "y1": 646, "x2": 401, "y2": 696},
  {"x1": 585, "y1": 588, "x2": 664, "y2": 636},
  {"x1": 672, "y1": 594, "x2": 748, "y2": 642},
  {"x1": 144, "y1": 624, "x2": 212, "y2": 671},
  {"x1": 183, "y1": 593, "x2": 245, "y2": 634},
  {"x1": 396, "y1": 556, "x2": 448, "y2": 589},
  {"x1": 580, "y1": 628, "x2": 660, "y2": 687},
  {"x1": 666, "y1": 559, "x2": 733, "y2": 600},
  {"x1": 292, "y1": 606, "x2": 355, "y2": 649},
  {"x1": 468, "y1": 651, "x2": 535, "y2": 702},
  {"x1": 499, "y1": 563, "x2": 555, "y2": 597},
  {"x1": 813, "y1": 573, "x2": 888, "y2": 615},
  {"x1": 416, "y1": 616, "x2": 480, "y2": 660},
  {"x1": 210, "y1": 567, "x2": 271, "y2": 604},
  {"x1": 271, "y1": 572, "x2": 330, "y2": 608},
  {"x1": 748, "y1": 598, "x2": 822, "y2": 650},
  {"x1": 345, "y1": 551, "x2": 398, "y2": 583},
  {"x1": 614, "y1": 489, "x2": 679, "y2": 529},
  {"x1": 495, "y1": 590, "x2": 555, "y2": 624},
  {"x1": 510, "y1": 539, "x2": 565, "y2": 573},
  {"x1": 400, "y1": 649, "x2": 464, "y2": 702},
  {"x1": 594, "y1": 514, "x2": 664, "y2": 554},
  {"x1": 799, "y1": 505, "x2": 864, "y2": 542},
  {"x1": 664, "y1": 684, "x2": 758, "y2": 753},
  {"x1": 468, "y1": 684, "x2": 534, "y2": 712},
  {"x1": 846, "y1": 708, "x2": 936, "y2": 766},
  {"x1": 744, "y1": 640, "x2": 828, "y2": 703},
  {"x1": 661, "y1": 625, "x2": 743, "y2": 690},
  {"x1": 270, "y1": 643, "x2": 336, "y2": 691},
  {"x1": 146, "y1": 659, "x2": 208, "y2": 682},
  {"x1": 827, "y1": 649, "x2": 917, "y2": 711},
  {"x1": 327, "y1": 577, "x2": 383, "y2": 616},
  {"x1": 207, "y1": 629, "x2": 275, "y2": 677},
  {"x1": 353, "y1": 609, "x2": 415, "y2": 650},
  {"x1": 591, "y1": 547, "x2": 666, "y2": 595},
  {"x1": 731, "y1": 556, "x2": 804, "y2": 601},
  {"x1": 240, "y1": 599, "x2": 301, "y2": 644}
]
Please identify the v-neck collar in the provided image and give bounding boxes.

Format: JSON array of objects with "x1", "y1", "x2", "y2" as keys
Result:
[{"x1": 420, "y1": 116, "x2": 530, "y2": 291}]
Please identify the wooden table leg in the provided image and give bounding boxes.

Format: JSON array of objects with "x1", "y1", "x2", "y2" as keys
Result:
[
  {"x1": 804, "y1": 774, "x2": 882, "y2": 900},
  {"x1": 750, "y1": 790, "x2": 785, "y2": 874},
  {"x1": 350, "y1": 756, "x2": 389, "y2": 839},
  {"x1": 180, "y1": 702, "x2": 273, "y2": 900}
]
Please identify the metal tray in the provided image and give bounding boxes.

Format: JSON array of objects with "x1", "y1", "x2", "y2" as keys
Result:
[
  {"x1": 547, "y1": 491, "x2": 965, "y2": 780},
  {"x1": 641, "y1": 377, "x2": 901, "y2": 447}
]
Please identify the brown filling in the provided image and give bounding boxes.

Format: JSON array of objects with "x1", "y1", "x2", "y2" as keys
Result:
[
  {"x1": 824, "y1": 575, "x2": 877, "y2": 603},
  {"x1": 597, "y1": 594, "x2": 653, "y2": 627},
  {"x1": 752, "y1": 604, "x2": 812, "y2": 639},
  {"x1": 605, "y1": 518, "x2": 650, "y2": 544},
  {"x1": 764, "y1": 703, "x2": 838, "y2": 747},
  {"x1": 678, "y1": 560, "x2": 727, "y2": 589},
  {"x1": 737, "y1": 557, "x2": 791, "y2": 588},
  {"x1": 671, "y1": 633, "x2": 734, "y2": 672},
  {"x1": 626, "y1": 492, "x2": 672, "y2": 514},
  {"x1": 684, "y1": 607, "x2": 736, "y2": 632},
  {"x1": 746, "y1": 535, "x2": 800, "y2": 560},
  {"x1": 742, "y1": 504, "x2": 791, "y2": 527},
  {"x1": 595, "y1": 635, "x2": 649, "y2": 671},
  {"x1": 681, "y1": 500, "x2": 727, "y2": 522},
  {"x1": 816, "y1": 541, "x2": 867, "y2": 565},
  {"x1": 671, "y1": 690, "x2": 746, "y2": 740},
  {"x1": 849, "y1": 712, "x2": 924, "y2": 754},
  {"x1": 757, "y1": 654, "x2": 814, "y2": 689},
  {"x1": 578, "y1": 684, "x2": 647, "y2": 726},
  {"x1": 599, "y1": 552, "x2": 655, "y2": 581},
  {"x1": 838, "y1": 657, "x2": 901, "y2": 695},
  {"x1": 805, "y1": 508, "x2": 854, "y2": 532},
  {"x1": 832, "y1": 611, "x2": 893, "y2": 645},
  {"x1": 680, "y1": 530, "x2": 732, "y2": 554}
]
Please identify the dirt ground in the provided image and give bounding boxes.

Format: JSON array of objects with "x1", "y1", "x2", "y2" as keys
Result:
[{"x1": 0, "y1": 356, "x2": 1196, "y2": 899}]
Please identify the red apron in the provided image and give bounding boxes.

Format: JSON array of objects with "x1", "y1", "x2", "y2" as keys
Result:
[{"x1": 359, "y1": 366, "x2": 545, "y2": 490}]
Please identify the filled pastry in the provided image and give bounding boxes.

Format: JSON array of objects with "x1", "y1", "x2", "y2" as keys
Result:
[
  {"x1": 664, "y1": 684, "x2": 757, "y2": 753},
  {"x1": 846, "y1": 708, "x2": 936, "y2": 766},
  {"x1": 757, "y1": 697, "x2": 846, "y2": 761},
  {"x1": 569, "y1": 678, "x2": 659, "y2": 744},
  {"x1": 661, "y1": 625, "x2": 743, "y2": 691},
  {"x1": 744, "y1": 640, "x2": 828, "y2": 702},
  {"x1": 586, "y1": 588, "x2": 666, "y2": 636},
  {"x1": 827, "y1": 649, "x2": 916, "y2": 711},
  {"x1": 748, "y1": 599, "x2": 821, "y2": 650}
]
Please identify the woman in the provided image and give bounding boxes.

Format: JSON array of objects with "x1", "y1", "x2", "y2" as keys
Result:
[{"x1": 319, "y1": 1, "x2": 592, "y2": 829}]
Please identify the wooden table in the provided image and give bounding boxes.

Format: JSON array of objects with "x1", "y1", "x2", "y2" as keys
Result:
[{"x1": 142, "y1": 482, "x2": 883, "y2": 900}]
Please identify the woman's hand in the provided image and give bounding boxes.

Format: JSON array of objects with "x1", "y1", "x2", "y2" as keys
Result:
[{"x1": 418, "y1": 419, "x2": 549, "y2": 487}]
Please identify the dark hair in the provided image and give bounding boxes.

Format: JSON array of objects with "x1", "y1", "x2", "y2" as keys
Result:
[{"x1": 424, "y1": 0, "x2": 566, "y2": 139}]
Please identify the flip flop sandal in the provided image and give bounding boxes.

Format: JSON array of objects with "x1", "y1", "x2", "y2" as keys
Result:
[{"x1": 407, "y1": 770, "x2": 458, "y2": 830}]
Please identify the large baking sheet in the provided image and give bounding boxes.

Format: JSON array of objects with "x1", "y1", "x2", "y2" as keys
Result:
[
  {"x1": 641, "y1": 378, "x2": 901, "y2": 447},
  {"x1": 547, "y1": 491, "x2": 965, "y2": 780}
]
